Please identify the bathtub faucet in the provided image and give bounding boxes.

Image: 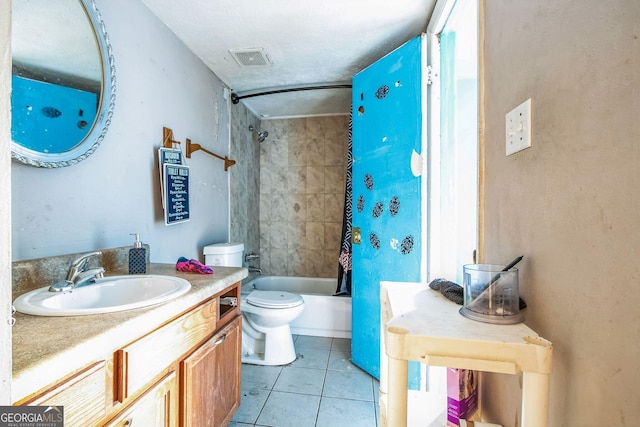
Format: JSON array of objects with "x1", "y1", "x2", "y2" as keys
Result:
[
  {"x1": 245, "y1": 253, "x2": 262, "y2": 274},
  {"x1": 245, "y1": 253, "x2": 260, "y2": 262}
]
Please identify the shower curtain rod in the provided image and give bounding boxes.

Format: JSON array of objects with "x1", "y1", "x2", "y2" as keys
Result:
[{"x1": 230, "y1": 84, "x2": 352, "y2": 104}]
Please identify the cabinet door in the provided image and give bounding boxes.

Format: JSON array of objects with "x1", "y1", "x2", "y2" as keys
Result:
[
  {"x1": 103, "y1": 371, "x2": 177, "y2": 427},
  {"x1": 181, "y1": 316, "x2": 241, "y2": 427}
]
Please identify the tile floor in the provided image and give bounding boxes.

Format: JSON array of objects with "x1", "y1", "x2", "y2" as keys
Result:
[{"x1": 229, "y1": 335, "x2": 379, "y2": 427}]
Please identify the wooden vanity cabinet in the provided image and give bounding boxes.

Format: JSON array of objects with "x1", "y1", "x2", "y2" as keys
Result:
[
  {"x1": 109, "y1": 282, "x2": 242, "y2": 426},
  {"x1": 16, "y1": 281, "x2": 242, "y2": 427}
]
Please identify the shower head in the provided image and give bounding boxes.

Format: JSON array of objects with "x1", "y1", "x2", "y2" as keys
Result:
[{"x1": 248, "y1": 125, "x2": 268, "y2": 143}]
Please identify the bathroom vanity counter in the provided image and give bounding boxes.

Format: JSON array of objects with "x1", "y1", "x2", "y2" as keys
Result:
[{"x1": 12, "y1": 263, "x2": 247, "y2": 404}]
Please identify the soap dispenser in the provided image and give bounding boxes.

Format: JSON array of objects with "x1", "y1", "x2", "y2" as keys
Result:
[{"x1": 129, "y1": 233, "x2": 147, "y2": 274}]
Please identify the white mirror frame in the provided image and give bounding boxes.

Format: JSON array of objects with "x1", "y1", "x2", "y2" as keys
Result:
[{"x1": 11, "y1": 0, "x2": 116, "y2": 168}]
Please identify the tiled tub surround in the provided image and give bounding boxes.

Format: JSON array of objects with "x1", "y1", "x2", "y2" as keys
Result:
[
  {"x1": 230, "y1": 101, "x2": 261, "y2": 264},
  {"x1": 259, "y1": 116, "x2": 349, "y2": 278},
  {"x1": 11, "y1": 250, "x2": 247, "y2": 403}
]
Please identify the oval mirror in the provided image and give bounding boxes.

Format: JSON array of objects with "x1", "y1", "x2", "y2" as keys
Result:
[{"x1": 11, "y1": 0, "x2": 116, "y2": 168}]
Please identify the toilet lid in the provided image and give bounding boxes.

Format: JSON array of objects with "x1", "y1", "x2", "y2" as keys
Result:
[{"x1": 246, "y1": 290, "x2": 304, "y2": 309}]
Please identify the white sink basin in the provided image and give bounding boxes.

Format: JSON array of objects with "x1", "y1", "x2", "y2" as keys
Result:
[{"x1": 13, "y1": 275, "x2": 191, "y2": 316}]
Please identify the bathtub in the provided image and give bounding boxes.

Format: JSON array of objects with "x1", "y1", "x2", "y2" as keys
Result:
[{"x1": 242, "y1": 276, "x2": 352, "y2": 338}]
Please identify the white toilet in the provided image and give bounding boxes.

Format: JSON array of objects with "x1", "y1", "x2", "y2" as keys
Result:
[{"x1": 203, "y1": 243, "x2": 305, "y2": 366}]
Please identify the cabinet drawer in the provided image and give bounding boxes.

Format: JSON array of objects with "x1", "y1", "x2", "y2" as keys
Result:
[
  {"x1": 24, "y1": 361, "x2": 108, "y2": 427},
  {"x1": 218, "y1": 282, "x2": 240, "y2": 328},
  {"x1": 116, "y1": 298, "x2": 217, "y2": 400},
  {"x1": 103, "y1": 371, "x2": 177, "y2": 427}
]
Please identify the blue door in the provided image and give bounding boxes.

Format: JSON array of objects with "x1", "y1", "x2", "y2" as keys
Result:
[
  {"x1": 11, "y1": 75, "x2": 98, "y2": 153},
  {"x1": 351, "y1": 35, "x2": 427, "y2": 381}
]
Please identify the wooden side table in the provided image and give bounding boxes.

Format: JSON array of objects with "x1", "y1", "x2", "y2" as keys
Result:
[{"x1": 380, "y1": 282, "x2": 552, "y2": 427}]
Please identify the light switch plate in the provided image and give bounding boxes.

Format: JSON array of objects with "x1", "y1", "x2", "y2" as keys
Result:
[{"x1": 506, "y1": 98, "x2": 532, "y2": 156}]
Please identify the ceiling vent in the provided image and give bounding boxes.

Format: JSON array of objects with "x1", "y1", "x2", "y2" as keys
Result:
[{"x1": 229, "y1": 48, "x2": 272, "y2": 67}]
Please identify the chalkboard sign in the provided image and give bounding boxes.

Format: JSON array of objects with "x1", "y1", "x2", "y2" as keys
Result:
[
  {"x1": 164, "y1": 163, "x2": 190, "y2": 225},
  {"x1": 159, "y1": 147, "x2": 183, "y2": 165},
  {"x1": 158, "y1": 148, "x2": 183, "y2": 209}
]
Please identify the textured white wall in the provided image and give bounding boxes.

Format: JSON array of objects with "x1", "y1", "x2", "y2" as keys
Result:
[
  {"x1": 481, "y1": 1, "x2": 640, "y2": 425},
  {"x1": 11, "y1": 0, "x2": 230, "y2": 263}
]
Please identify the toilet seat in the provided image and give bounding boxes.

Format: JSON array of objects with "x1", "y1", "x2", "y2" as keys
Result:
[{"x1": 246, "y1": 290, "x2": 303, "y2": 309}]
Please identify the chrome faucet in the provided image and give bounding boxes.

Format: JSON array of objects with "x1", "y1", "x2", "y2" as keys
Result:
[
  {"x1": 245, "y1": 253, "x2": 262, "y2": 274},
  {"x1": 245, "y1": 253, "x2": 260, "y2": 262},
  {"x1": 49, "y1": 251, "x2": 105, "y2": 292}
]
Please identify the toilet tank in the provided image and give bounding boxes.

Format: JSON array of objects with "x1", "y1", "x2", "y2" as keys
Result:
[{"x1": 203, "y1": 243, "x2": 245, "y2": 267}]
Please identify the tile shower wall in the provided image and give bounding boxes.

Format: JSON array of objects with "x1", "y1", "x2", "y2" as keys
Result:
[
  {"x1": 259, "y1": 116, "x2": 349, "y2": 277},
  {"x1": 229, "y1": 103, "x2": 261, "y2": 266}
]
